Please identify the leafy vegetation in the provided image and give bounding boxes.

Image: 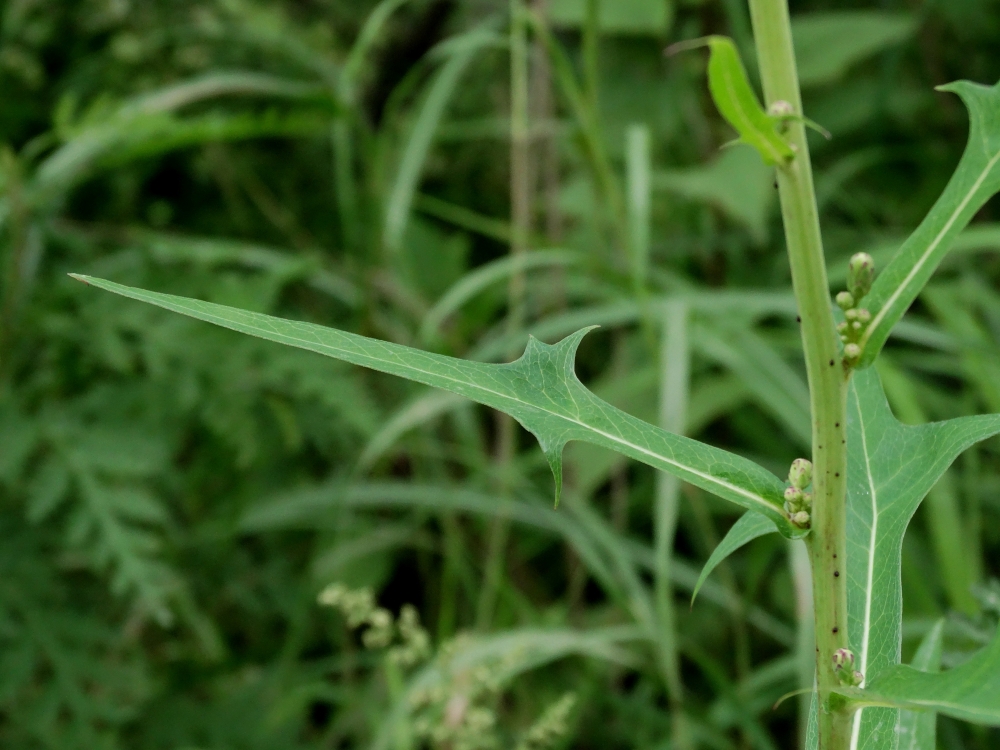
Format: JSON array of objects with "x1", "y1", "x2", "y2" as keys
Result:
[{"x1": 2, "y1": 0, "x2": 1000, "y2": 748}]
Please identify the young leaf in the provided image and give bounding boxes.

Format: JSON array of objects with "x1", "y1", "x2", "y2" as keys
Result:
[
  {"x1": 850, "y1": 625, "x2": 1000, "y2": 726},
  {"x1": 844, "y1": 369, "x2": 1000, "y2": 745},
  {"x1": 675, "y1": 36, "x2": 794, "y2": 166},
  {"x1": 690, "y1": 511, "x2": 777, "y2": 604},
  {"x1": 858, "y1": 80, "x2": 1000, "y2": 368},
  {"x1": 896, "y1": 620, "x2": 944, "y2": 750},
  {"x1": 71, "y1": 275, "x2": 801, "y2": 536}
]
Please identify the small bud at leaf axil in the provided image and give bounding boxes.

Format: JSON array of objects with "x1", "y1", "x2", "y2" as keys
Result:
[
  {"x1": 768, "y1": 100, "x2": 795, "y2": 117},
  {"x1": 844, "y1": 343, "x2": 861, "y2": 361},
  {"x1": 832, "y1": 648, "x2": 855, "y2": 671},
  {"x1": 791, "y1": 511, "x2": 810, "y2": 527},
  {"x1": 848, "y1": 253, "x2": 874, "y2": 300},
  {"x1": 856, "y1": 308, "x2": 871, "y2": 323},
  {"x1": 836, "y1": 291, "x2": 855, "y2": 310},
  {"x1": 788, "y1": 458, "x2": 813, "y2": 490}
]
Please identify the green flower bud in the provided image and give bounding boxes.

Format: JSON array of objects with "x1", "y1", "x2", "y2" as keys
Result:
[
  {"x1": 837, "y1": 322, "x2": 848, "y2": 333},
  {"x1": 852, "y1": 321, "x2": 862, "y2": 331},
  {"x1": 850, "y1": 670, "x2": 865, "y2": 687},
  {"x1": 856, "y1": 308, "x2": 871, "y2": 324},
  {"x1": 845, "y1": 308, "x2": 858, "y2": 321},
  {"x1": 791, "y1": 511, "x2": 810, "y2": 527},
  {"x1": 833, "y1": 648, "x2": 855, "y2": 671},
  {"x1": 836, "y1": 291, "x2": 855, "y2": 310},
  {"x1": 848, "y1": 252, "x2": 874, "y2": 301},
  {"x1": 844, "y1": 343, "x2": 861, "y2": 362},
  {"x1": 788, "y1": 458, "x2": 813, "y2": 490}
]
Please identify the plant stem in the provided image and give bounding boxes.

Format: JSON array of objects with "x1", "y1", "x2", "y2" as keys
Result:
[
  {"x1": 746, "y1": 0, "x2": 851, "y2": 747},
  {"x1": 655, "y1": 300, "x2": 691, "y2": 750},
  {"x1": 477, "y1": 0, "x2": 533, "y2": 629}
]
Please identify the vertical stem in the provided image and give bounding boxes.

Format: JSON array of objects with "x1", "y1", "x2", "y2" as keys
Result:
[
  {"x1": 655, "y1": 300, "x2": 692, "y2": 750},
  {"x1": 477, "y1": 0, "x2": 533, "y2": 629},
  {"x1": 745, "y1": 0, "x2": 851, "y2": 747},
  {"x1": 583, "y1": 0, "x2": 600, "y2": 113},
  {"x1": 626, "y1": 123, "x2": 651, "y2": 296},
  {"x1": 332, "y1": 118, "x2": 361, "y2": 254}
]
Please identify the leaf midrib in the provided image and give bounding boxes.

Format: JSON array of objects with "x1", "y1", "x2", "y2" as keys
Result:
[
  {"x1": 863, "y1": 148, "x2": 1000, "y2": 350},
  {"x1": 850, "y1": 383, "x2": 882, "y2": 750},
  {"x1": 77, "y1": 276, "x2": 780, "y2": 515}
]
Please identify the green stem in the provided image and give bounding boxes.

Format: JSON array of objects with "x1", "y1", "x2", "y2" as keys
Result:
[
  {"x1": 655, "y1": 300, "x2": 692, "y2": 750},
  {"x1": 746, "y1": 1, "x2": 851, "y2": 747}
]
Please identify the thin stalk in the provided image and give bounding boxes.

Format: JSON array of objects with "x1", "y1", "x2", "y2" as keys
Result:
[
  {"x1": 655, "y1": 300, "x2": 692, "y2": 750},
  {"x1": 332, "y1": 117, "x2": 362, "y2": 253},
  {"x1": 476, "y1": 0, "x2": 533, "y2": 629},
  {"x1": 583, "y1": 0, "x2": 600, "y2": 114},
  {"x1": 531, "y1": 0, "x2": 565, "y2": 309},
  {"x1": 746, "y1": 1, "x2": 851, "y2": 747}
]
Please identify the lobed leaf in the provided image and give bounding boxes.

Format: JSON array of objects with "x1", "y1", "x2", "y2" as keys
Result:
[
  {"x1": 70, "y1": 275, "x2": 802, "y2": 536},
  {"x1": 850, "y1": 625, "x2": 1000, "y2": 727},
  {"x1": 844, "y1": 369, "x2": 1000, "y2": 745},
  {"x1": 690, "y1": 511, "x2": 776, "y2": 605},
  {"x1": 858, "y1": 79, "x2": 1000, "y2": 368},
  {"x1": 896, "y1": 621, "x2": 944, "y2": 750}
]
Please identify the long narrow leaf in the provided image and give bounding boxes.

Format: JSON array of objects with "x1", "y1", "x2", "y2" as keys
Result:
[
  {"x1": 858, "y1": 80, "x2": 1000, "y2": 367},
  {"x1": 72, "y1": 275, "x2": 800, "y2": 536}
]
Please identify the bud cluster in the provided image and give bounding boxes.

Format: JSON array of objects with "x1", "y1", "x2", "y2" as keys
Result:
[
  {"x1": 836, "y1": 253, "x2": 875, "y2": 364},
  {"x1": 832, "y1": 648, "x2": 864, "y2": 687},
  {"x1": 318, "y1": 583, "x2": 431, "y2": 665},
  {"x1": 785, "y1": 458, "x2": 813, "y2": 528}
]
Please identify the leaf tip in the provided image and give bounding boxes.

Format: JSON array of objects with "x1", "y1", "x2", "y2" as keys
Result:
[{"x1": 68, "y1": 273, "x2": 90, "y2": 285}]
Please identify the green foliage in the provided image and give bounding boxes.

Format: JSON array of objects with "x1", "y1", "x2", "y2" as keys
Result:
[
  {"x1": 2, "y1": 0, "x2": 1000, "y2": 748},
  {"x1": 860, "y1": 81, "x2": 1000, "y2": 367},
  {"x1": 72, "y1": 274, "x2": 803, "y2": 534}
]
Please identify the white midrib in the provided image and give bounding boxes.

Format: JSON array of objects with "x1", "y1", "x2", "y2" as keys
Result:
[
  {"x1": 863, "y1": 149, "x2": 1000, "y2": 350},
  {"x1": 850, "y1": 388, "x2": 880, "y2": 750},
  {"x1": 88, "y1": 277, "x2": 783, "y2": 517}
]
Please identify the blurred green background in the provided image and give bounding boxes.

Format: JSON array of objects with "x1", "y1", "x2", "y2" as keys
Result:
[{"x1": 0, "y1": 0, "x2": 998, "y2": 747}]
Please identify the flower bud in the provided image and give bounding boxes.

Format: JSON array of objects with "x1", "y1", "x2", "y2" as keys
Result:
[
  {"x1": 791, "y1": 511, "x2": 810, "y2": 527},
  {"x1": 848, "y1": 253, "x2": 874, "y2": 300},
  {"x1": 788, "y1": 458, "x2": 813, "y2": 490},
  {"x1": 832, "y1": 648, "x2": 855, "y2": 671},
  {"x1": 768, "y1": 100, "x2": 794, "y2": 117},
  {"x1": 851, "y1": 670, "x2": 865, "y2": 687},
  {"x1": 844, "y1": 343, "x2": 861, "y2": 362},
  {"x1": 836, "y1": 291, "x2": 855, "y2": 310},
  {"x1": 845, "y1": 308, "x2": 858, "y2": 321},
  {"x1": 856, "y1": 308, "x2": 871, "y2": 324}
]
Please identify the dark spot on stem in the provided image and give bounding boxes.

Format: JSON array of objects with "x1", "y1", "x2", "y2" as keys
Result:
[
  {"x1": 835, "y1": 422, "x2": 840, "y2": 428},
  {"x1": 829, "y1": 359, "x2": 835, "y2": 366},
  {"x1": 834, "y1": 571, "x2": 840, "y2": 577},
  {"x1": 835, "y1": 472, "x2": 840, "y2": 477},
  {"x1": 797, "y1": 316, "x2": 802, "y2": 323},
  {"x1": 833, "y1": 627, "x2": 839, "y2": 634}
]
